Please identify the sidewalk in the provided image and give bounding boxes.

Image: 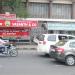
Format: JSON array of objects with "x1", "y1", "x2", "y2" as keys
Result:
[{"x1": 16, "y1": 44, "x2": 37, "y2": 50}]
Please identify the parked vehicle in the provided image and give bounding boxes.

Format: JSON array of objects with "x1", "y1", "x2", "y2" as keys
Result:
[
  {"x1": 50, "y1": 40, "x2": 75, "y2": 66},
  {"x1": 36, "y1": 34, "x2": 75, "y2": 55},
  {"x1": 4, "y1": 44, "x2": 18, "y2": 56},
  {"x1": 0, "y1": 38, "x2": 18, "y2": 57}
]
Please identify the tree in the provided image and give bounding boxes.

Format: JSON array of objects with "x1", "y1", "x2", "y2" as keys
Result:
[
  {"x1": 0, "y1": 0, "x2": 3, "y2": 13},
  {"x1": 0, "y1": 0, "x2": 28, "y2": 18},
  {"x1": 15, "y1": 0, "x2": 28, "y2": 18}
]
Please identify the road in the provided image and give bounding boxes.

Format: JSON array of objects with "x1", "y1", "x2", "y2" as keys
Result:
[{"x1": 0, "y1": 50, "x2": 75, "y2": 75}]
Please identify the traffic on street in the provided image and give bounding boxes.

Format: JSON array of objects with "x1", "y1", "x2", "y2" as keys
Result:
[
  {"x1": 0, "y1": 50, "x2": 75, "y2": 75},
  {"x1": 0, "y1": 0, "x2": 75, "y2": 75}
]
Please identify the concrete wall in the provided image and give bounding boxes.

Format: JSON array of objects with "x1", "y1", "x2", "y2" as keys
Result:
[
  {"x1": 28, "y1": 0, "x2": 49, "y2": 3},
  {"x1": 28, "y1": 0, "x2": 72, "y2": 3},
  {"x1": 22, "y1": 0, "x2": 73, "y2": 4},
  {"x1": 52, "y1": 0, "x2": 72, "y2": 4},
  {"x1": 22, "y1": 0, "x2": 75, "y2": 19},
  {"x1": 72, "y1": 2, "x2": 75, "y2": 19}
]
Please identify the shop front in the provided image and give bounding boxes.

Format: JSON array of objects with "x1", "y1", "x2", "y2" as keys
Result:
[
  {"x1": 47, "y1": 22, "x2": 75, "y2": 35},
  {"x1": 0, "y1": 20, "x2": 38, "y2": 42}
]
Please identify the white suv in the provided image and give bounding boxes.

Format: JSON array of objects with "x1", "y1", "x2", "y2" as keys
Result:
[{"x1": 36, "y1": 34, "x2": 75, "y2": 55}]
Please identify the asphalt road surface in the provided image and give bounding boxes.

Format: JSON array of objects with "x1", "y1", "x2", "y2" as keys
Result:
[{"x1": 0, "y1": 50, "x2": 75, "y2": 75}]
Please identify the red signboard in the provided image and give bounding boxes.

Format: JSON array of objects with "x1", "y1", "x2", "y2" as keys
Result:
[
  {"x1": 0, "y1": 27, "x2": 30, "y2": 38},
  {"x1": 0, "y1": 20, "x2": 38, "y2": 38},
  {"x1": 0, "y1": 20, "x2": 38, "y2": 27},
  {"x1": 0, "y1": 14, "x2": 16, "y2": 19},
  {"x1": 0, "y1": 32, "x2": 29, "y2": 37}
]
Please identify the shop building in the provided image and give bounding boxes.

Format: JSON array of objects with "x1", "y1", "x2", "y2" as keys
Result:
[
  {"x1": 22, "y1": 0, "x2": 75, "y2": 36},
  {"x1": 22, "y1": 0, "x2": 75, "y2": 19},
  {"x1": 27, "y1": 18, "x2": 75, "y2": 36},
  {"x1": 1, "y1": 0, "x2": 75, "y2": 42}
]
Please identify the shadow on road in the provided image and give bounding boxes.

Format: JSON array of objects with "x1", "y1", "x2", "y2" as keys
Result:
[
  {"x1": 50, "y1": 59, "x2": 65, "y2": 66},
  {"x1": 37, "y1": 54, "x2": 50, "y2": 58}
]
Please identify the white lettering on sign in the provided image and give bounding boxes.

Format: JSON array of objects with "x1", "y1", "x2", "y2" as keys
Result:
[
  {"x1": 0, "y1": 23, "x2": 2, "y2": 26},
  {"x1": 12, "y1": 23, "x2": 29, "y2": 27},
  {"x1": 7, "y1": 33, "x2": 16, "y2": 35},
  {"x1": 32, "y1": 23, "x2": 36, "y2": 26},
  {"x1": 2, "y1": 33, "x2": 16, "y2": 36}
]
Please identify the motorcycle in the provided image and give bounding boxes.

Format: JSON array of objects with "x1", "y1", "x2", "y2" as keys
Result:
[{"x1": 0, "y1": 44, "x2": 18, "y2": 57}]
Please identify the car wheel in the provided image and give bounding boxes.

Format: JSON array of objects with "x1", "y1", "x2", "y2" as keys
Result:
[{"x1": 65, "y1": 56, "x2": 75, "y2": 66}]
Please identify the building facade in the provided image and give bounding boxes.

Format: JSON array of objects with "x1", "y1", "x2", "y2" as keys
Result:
[
  {"x1": 1, "y1": 0, "x2": 75, "y2": 42},
  {"x1": 22, "y1": 0, "x2": 75, "y2": 36},
  {"x1": 22, "y1": 0, "x2": 75, "y2": 19},
  {"x1": 21, "y1": 0, "x2": 75, "y2": 38}
]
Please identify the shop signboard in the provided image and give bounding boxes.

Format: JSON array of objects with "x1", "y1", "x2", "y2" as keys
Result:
[
  {"x1": 0, "y1": 32, "x2": 29, "y2": 38},
  {"x1": 47, "y1": 22, "x2": 75, "y2": 31},
  {"x1": 0, "y1": 13, "x2": 16, "y2": 19},
  {"x1": 0, "y1": 20, "x2": 38, "y2": 38},
  {"x1": 0, "y1": 20, "x2": 38, "y2": 27},
  {"x1": 0, "y1": 28, "x2": 30, "y2": 38}
]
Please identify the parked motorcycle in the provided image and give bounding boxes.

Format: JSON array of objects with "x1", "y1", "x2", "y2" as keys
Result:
[{"x1": 0, "y1": 44, "x2": 18, "y2": 57}]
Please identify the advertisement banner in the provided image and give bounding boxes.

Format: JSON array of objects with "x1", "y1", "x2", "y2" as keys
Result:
[
  {"x1": 0, "y1": 20, "x2": 38, "y2": 38},
  {"x1": 0, "y1": 32, "x2": 29, "y2": 38},
  {"x1": 0, "y1": 26, "x2": 30, "y2": 38},
  {"x1": 0, "y1": 20, "x2": 38, "y2": 27}
]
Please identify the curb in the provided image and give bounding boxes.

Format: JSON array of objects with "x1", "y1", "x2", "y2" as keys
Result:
[
  {"x1": 16, "y1": 48, "x2": 37, "y2": 50},
  {"x1": 16, "y1": 45, "x2": 37, "y2": 50}
]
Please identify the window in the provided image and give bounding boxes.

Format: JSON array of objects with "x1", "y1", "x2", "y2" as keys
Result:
[
  {"x1": 48, "y1": 35, "x2": 56, "y2": 41},
  {"x1": 69, "y1": 36, "x2": 75, "y2": 39},
  {"x1": 51, "y1": 4, "x2": 72, "y2": 19},
  {"x1": 58, "y1": 35, "x2": 68, "y2": 40},
  {"x1": 28, "y1": 3, "x2": 49, "y2": 18},
  {"x1": 55, "y1": 40, "x2": 67, "y2": 46},
  {"x1": 69, "y1": 42, "x2": 75, "y2": 48}
]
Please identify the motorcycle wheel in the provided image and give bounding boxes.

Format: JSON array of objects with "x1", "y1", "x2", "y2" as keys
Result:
[{"x1": 9, "y1": 50, "x2": 18, "y2": 57}]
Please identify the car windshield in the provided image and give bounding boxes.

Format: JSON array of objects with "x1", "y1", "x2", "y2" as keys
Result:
[{"x1": 55, "y1": 40, "x2": 67, "y2": 46}]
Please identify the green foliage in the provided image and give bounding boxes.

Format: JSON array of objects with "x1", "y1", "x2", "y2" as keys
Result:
[
  {"x1": 0, "y1": 0, "x2": 28, "y2": 18},
  {"x1": 0, "y1": 0, "x2": 15, "y2": 6},
  {"x1": 15, "y1": 7, "x2": 28, "y2": 18},
  {"x1": 15, "y1": 0, "x2": 28, "y2": 18}
]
